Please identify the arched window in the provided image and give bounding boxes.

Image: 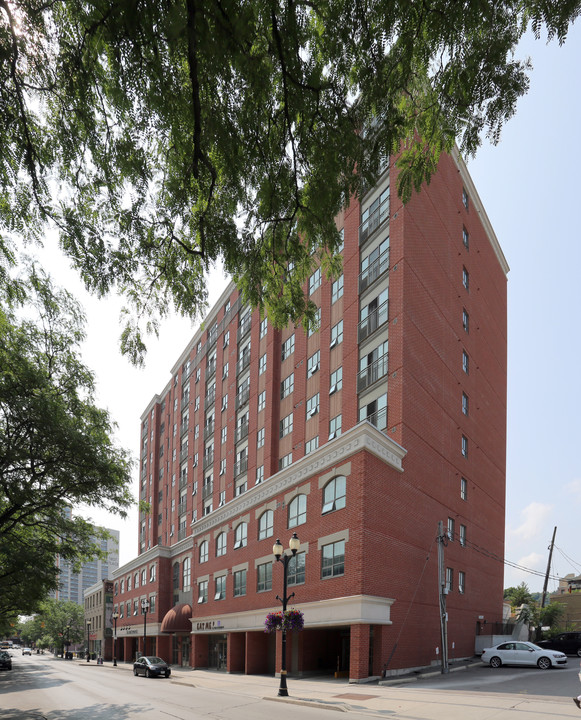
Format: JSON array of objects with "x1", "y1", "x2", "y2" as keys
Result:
[
  {"x1": 234, "y1": 522, "x2": 247, "y2": 549},
  {"x1": 120, "y1": 579, "x2": 124, "y2": 594},
  {"x1": 288, "y1": 494, "x2": 307, "y2": 528},
  {"x1": 126, "y1": 575, "x2": 132, "y2": 591},
  {"x1": 183, "y1": 557, "x2": 191, "y2": 591},
  {"x1": 258, "y1": 510, "x2": 274, "y2": 540},
  {"x1": 216, "y1": 532, "x2": 227, "y2": 557},
  {"x1": 322, "y1": 476, "x2": 346, "y2": 514},
  {"x1": 134, "y1": 571, "x2": 139, "y2": 588},
  {"x1": 199, "y1": 540, "x2": 209, "y2": 563}
]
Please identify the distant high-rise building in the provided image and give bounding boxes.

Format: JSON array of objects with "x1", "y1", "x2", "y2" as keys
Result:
[{"x1": 111, "y1": 150, "x2": 507, "y2": 679}]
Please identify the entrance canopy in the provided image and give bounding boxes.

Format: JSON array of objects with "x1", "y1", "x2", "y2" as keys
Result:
[{"x1": 160, "y1": 603, "x2": 193, "y2": 634}]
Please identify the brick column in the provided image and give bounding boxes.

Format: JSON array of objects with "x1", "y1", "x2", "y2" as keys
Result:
[
  {"x1": 246, "y1": 631, "x2": 269, "y2": 674},
  {"x1": 191, "y1": 634, "x2": 209, "y2": 668},
  {"x1": 349, "y1": 624, "x2": 370, "y2": 682},
  {"x1": 228, "y1": 633, "x2": 245, "y2": 673}
]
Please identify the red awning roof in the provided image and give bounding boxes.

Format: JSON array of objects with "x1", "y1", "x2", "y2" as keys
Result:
[{"x1": 160, "y1": 603, "x2": 192, "y2": 634}]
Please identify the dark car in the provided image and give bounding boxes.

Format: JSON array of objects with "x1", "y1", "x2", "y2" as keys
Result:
[
  {"x1": 133, "y1": 656, "x2": 171, "y2": 678},
  {"x1": 0, "y1": 652, "x2": 12, "y2": 671},
  {"x1": 537, "y1": 632, "x2": 581, "y2": 657}
]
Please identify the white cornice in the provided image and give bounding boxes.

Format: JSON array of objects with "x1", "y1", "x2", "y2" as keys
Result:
[{"x1": 111, "y1": 537, "x2": 193, "y2": 579}]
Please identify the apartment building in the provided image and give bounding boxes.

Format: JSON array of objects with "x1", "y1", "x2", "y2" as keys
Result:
[{"x1": 112, "y1": 149, "x2": 508, "y2": 679}]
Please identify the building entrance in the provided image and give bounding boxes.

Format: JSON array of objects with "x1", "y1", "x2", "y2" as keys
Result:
[{"x1": 208, "y1": 634, "x2": 227, "y2": 670}]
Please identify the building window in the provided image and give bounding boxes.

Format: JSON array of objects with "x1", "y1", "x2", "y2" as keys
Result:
[
  {"x1": 462, "y1": 435, "x2": 468, "y2": 458},
  {"x1": 307, "y1": 350, "x2": 320, "y2": 377},
  {"x1": 198, "y1": 580, "x2": 208, "y2": 604},
  {"x1": 281, "y1": 373, "x2": 294, "y2": 399},
  {"x1": 331, "y1": 274, "x2": 344, "y2": 303},
  {"x1": 462, "y1": 266, "x2": 469, "y2": 291},
  {"x1": 222, "y1": 362, "x2": 229, "y2": 380},
  {"x1": 219, "y1": 490, "x2": 225, "y2": 506},
  {"x1": 446, "y1": 567, "x2": 454, "y2": 592},
  {"x1": 447, "y1": 517, "x2": 455, "y2": 541},
  {"x1": 120, "y1": 579, "x2": 124, "y2": 594},
  {"x1": 216, "y1": 532, "x2": 227, "y2": 557},
  {"x1": 462, "y1": 308, "x2": 469, "y2": 333},
  {"x1": 219, "y1": 458, "x2": 226, "y2": 476},
  {"x1": 258, "y1": 390, "x2": 266, "y2": 412},
  {"x1": 462, "y1": 187, "x2": 469, "y2": 210},
  {"x1": 329, "y1": 367, "x2": 342, "y2": 394},
  {"x1": 257, "y1": 562, "x2": 272, "y2": 592},
  {"x1": 287, "y1": 551, "x2": 306, "y2": 586},
  {"x1": 305, "y1": 436, "x2": 319, "y2": 455},
  {"x1": 256, "y1": 465, "x2": 264, "y2": 484},
  {"x1": 257, "y1": 427, "x2": 265, "y2": 448},
  {"x1": 258, "y1": 510, "x2": 274, "y2": 540},
  {"x1": 462, "y1": 226, "x2": 469, "y2": 249},
  {"x1": 281, "y1": 334, "x2": 295, "y2": 361},
  {"x1": 150, "y1": 565, "x2": 156, "y2": 582},
  {"x1": 462, "y1": 350, "x2": 469, "y2": 374},
  {"x1": 309, "y1": 267, "x2": 322, "y2": 294},
  {"x1": 322, "y1": 476, "x2": 347, "y2": 514},
  {"x1": 141, "y1": 568, "x2": 147, "y2": 585},
  {"x1": 330, "y1": 320, "x2": 343, "y2": 348},
  {"x1": 306, "y1": 393, "x2": 319, "y2": 419},
  {"x1": 461, "y1": 477, "x2": 467, "y2": 500},
  {"x1": 215, "y1": 575, "x2": 226, "y2": 600},
  {"x1": 329, "y1": 414, "x2": 342, "y2": 440},
  {"x1": 183, "y1": 557, "x2": 191, "y2": 591},
  {"x1": 259, "y1": 353, "x2": 267, "y2": 375},
  {"x1": 127, "y1": 576, "x2": 131, "y2": 592},
  {"x1": 233, "y1": 569, "x2": 247, "y2": 597},
  {"x1": 279, "y1": 452, "x2": 292, "y2": 470},
  {"x1": 280, "y1": 412, "x2": 294, "y2": 438},
  {"x1": 260, "y1": 317, "x2": 268, "y2": 338},
  {"x1": 195, "y1": 367, "x2": 201, "y2": 383},
  {"x1": 234, "y1": 522, "x2": 247, "y2": 549},
  {"x1": 235, "y1": 479, "x2": 247, "y2": 496},
  {"x1": 337, "y1": 227, "x2": 345, "y2": 252},
  {"x1": 459, "y1": 524, "x2": 467, "y2": 547},
  {"x1": 288, "y1": 495, "x2": 307, "y2": 528},
  {"x1": 462, "y1": 392, "x2": 469, "y2": 416},
  {"x1": 223, "y1": 329, "x2": 230, "y2": 348},
  {"x1": 459, "y1": 570, "x2": 466, "y2": 594},
  {"x1": 220, "y1": 426, "x2": 227, "y2": 444},
  {"x1": 322, "y1": 540, "x2": 345, "y2": 578},
  {"x1": 198, "y1": 540, "x2": 209, "y2": 564},
  {"x1": 133, "y1": 600, "x2": 139, "y2": 616},
  {"x1": 307, "y1": 307, "x2": 321, "y2": 336}
]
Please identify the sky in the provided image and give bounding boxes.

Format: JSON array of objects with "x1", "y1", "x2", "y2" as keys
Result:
[{"x1": 29, "y1": 24, "x2": 581, "y2": 594}]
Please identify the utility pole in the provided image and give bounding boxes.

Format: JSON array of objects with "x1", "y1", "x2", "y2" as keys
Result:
[
  {"x1": 437, "y1": 521, "x2": 449, "y2": 674},
  {"x1": 540, "y1": 526, "x2": 557, "y2": 610}
]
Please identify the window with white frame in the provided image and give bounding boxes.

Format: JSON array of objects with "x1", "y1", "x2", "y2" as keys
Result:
[
  {"x1": 280, "y1": 413, "x2": 293, "y2": 438},
  {"x1": 199, "y1": 540, "x2": 209, "y2": 563},
  {"x1": 462, "y1": 392, "x2": 469, "y2": 416},
  {"x1": 221, "y1": 426, "x2": 227, "y2": 444},
  {"x1": 219, "y1": 490, "x2": 225, "y2": 506},
  {"x1": 288, "y1": 494, "x2": 307, "y2": 528},
  {"x1": 446, "y1": 567, "x2": 454, "y2": 592},
  {"x1": 306, "y1": 393, "x2": 319, "y2": 418},
  {"x1": 195, "y1": 367, "x2": 201, "y2": 383},
  {"x1": 257, "y1": 427, "x2": 265, "y2": 448},
  {"x1": 257, "y1": 562, "x2": 272, "y2": 592},
  {"x1": 219, "y1": 458, "x2": 226, "y2": 475},
  {"x1": 279, "y1": 452, "x2": 292, "y2": 470},
  {"x1": 259, "y1": 353, "x2": 267, "y2": 375},
  {"x1": 223, "y1": 330, "x2": 230, "y2": 348},
  {"x1": 462, "y1": 350, "x2": 469, "y2": 374},
  {"x1": 459, "y1": 524, "x2": 466, "y2": 547},
  {"x1": 462, "y1": 187, "x2": 469, "y2": 210},
  {"x1": 258, "y1": 510, "x2": 274, "y2": 540},
  {"x1": 141, "y1": 568, "x2": 147, "y2": 585},
  {"x1": 305, "y1": 436, "x2": 319, "y2": 455},
  {"x1": 150, "y1": 565, "x2": 156, "y2": 582},
  {"x1": 321, "y1": 540, "x2": 345, "y2": 578},
  {"x1": 329, "y1": 367, "x2": 342, "y2": 394},
  {"x1": 462, "y1": 266, "x2": 469, "y2": 291},
  {"x1": 281, "y1": 334, "x2": 295, "y2": 360},
  {"x1": 260, "y1": 317, "x2": 268, "y2": 338},
  {"x1": 287, "y1": 552, "x2": 306, "y2": 585},
  {"x1": 329, "y1": 414, "x2": 342, "y2": 439},
  {"x1": 281, "y1": 373, "x2": 294, "y2": 399},
  {"x1": 447, "y1": 517, "x2": 455, "y2": 541},
  {"x1": 458, "y1": 570, "x2": 466, "y2": 594},
  {"x1": 331, "y1": 274, "x2": 344, "y2": 303},
  {"x1": 222, "y1": 362, "x2": 229, "y2": 379},
  {"x1": 462, "y1": 435, "x2": 468, "y2": 458},
  {"x1": 322, "y1": 476, "x2": 346, "y2": 514},
  {"x1": 234, "y1": 522, "x2": 247, "y2": 549},
  {"x1": 183, "y1": 557, "x2": 191, "y2": 590},
  {"x1": 307, "y1": 350, "x2": 320, "y2": 376},
  {"x1": 462, "y1": 226, "x2": 469, "y2": 249},
  {"x1": 308, "y1": 308, "x2": 320, "y2": 336},
  {"x1": 258, "y1": 390, "x2": 266, "y2": 412},
  {"x1": 216, "y1": 532, "x2": 227, "y2": 557},
  {"x1": 337, "y1": 227, "x2": 344, "y2": 252},
  {"x1": 255, "y1": 465, "x2": 264, "y2": 485},
  {"x1": 233, "y1": 569, "x2": 247, "y2": 597},
  {"x1": 461, "y1": 477, "x2": 467, "y2": 500},
  {"x1": 462, "y1": 308, "x2": 469, "y2": 333},
  {"x1": 330, "y1": 320, "x2": 343, "y2": 347},
  {"x1": 194, "y1": 396, "x2": 200, "y2": 411},
  {"x1": 309, "y1": 267, "x2": 322, "y2": 294},
  {"x1": 198, "y1": 580, "x2": 208, "y2": 604},
  {"x1": 214, "y1": 575, "x2": 226, "y2": 600}
]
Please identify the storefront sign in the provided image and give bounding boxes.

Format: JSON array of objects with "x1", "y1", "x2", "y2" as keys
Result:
[{"x1": 194, "y1": 620, "x2": 222, "y2": 631}]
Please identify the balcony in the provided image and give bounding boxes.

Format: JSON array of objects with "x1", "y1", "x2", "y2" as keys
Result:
[
  {"x1": 179, "y1": 446, "x2": 188, "y2": 463},
  {"x1": 179, "y1": 473, "x2": 188, "y2": 489},
  {"x1": 365, "y1": 405, "x2": 388, "y2": 432},
  {"x1": 237, "y1": 317, "x2": 252, "y2": 343},
  {"x1": 180, "y1": 394, "x2": 190, "y2": 410},
  {"x1": 359, "y1": 191, "x2": 389, "y2": 246},
  {"x1": 207, "y1": 326, "x2": 218, "y2": 349},
  {"x1": 206, "y1": 359, "x2": 216, "y2": 381},
  {"x1": 202, "y1": 481, "x2": 213, "y2": 500},
  {"x1": 180, "y1": 422, "x2": 189, "y2": 437},
  {"x1": 235, "y1": 421, "x2": 249, "y2": 443},
  {"x1": 178, "y1": 527, "x2": 187, "y2": 541},
  {"x1": 205, "y1": 386, "x2": 216, "y2": 407},
  {"x1": 204, "y1": 421, "x2": 215, "y2": 441},
  {"x1": 203, "y1": 450, "x2": 214, "y2": 470},
  {"x1": 358, "y1": 299, "x2": 389, "y2": 343},
  {"x1": 235, "y1": 385, "x2": 250, "y2": 410},
  {"x1": 236, "y1": 353, "x2": 251, "y2": 376},
  {"x1": 234, "y1": 456, "x2": 248, "y2": 478},
  {"x1": 357, "y1": 353, "x2": 388, "y2": 393},
  {"x1": 359, "y1": 247, "x2": 389, "y2": 294}
]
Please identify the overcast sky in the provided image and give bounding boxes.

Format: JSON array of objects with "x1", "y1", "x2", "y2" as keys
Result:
[{"x1": 31, "y1": 24, "x2": 581, "y2": 593}]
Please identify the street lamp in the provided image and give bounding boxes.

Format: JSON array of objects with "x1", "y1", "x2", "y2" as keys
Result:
[
  {"x1": 112, "y1": 611, "x2": 119, "y2": 667},
  {"x1": 141, "y1": 599, "x2": 150, "y2": 657},
  {"x1": 86, "y1": 621, "x2": 91, "y2": 662},
  {"x1": 273, "y1": 532, "x2": 300, "y2": 697}
]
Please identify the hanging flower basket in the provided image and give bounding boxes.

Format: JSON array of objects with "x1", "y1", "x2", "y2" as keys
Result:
[{"x1": 264, "y1": 609, "x2": 304, "y2": 633}]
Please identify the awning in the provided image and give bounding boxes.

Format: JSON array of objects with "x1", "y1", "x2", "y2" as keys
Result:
[{"x1": 160, "y1": 603, "x2": 193, "y2": 634}]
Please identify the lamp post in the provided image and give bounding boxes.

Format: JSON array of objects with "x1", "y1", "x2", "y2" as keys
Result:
[
  {"x1": 141, "y1": 599, "x2": 150, "y2": 657},
  {"x1": 273, "y1": 532, "x2": 300, "y2": 697},
  {"x1": 86, "y1": 621, "x2": 91, "y2": 662},
  {"x1": 112, "y1": 611, "x2": 119, "y2": 666}
]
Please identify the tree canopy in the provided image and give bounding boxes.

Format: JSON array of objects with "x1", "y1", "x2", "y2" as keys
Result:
[
  {"x1": 18, "y1": 600, "x2": 86, "y2": 650},
  {"x1": 1, "y1": 0, "x2": 580, "y2": 360},
  {"x1": 0, "y1": 263, "x2": 133, "y2": 617}
]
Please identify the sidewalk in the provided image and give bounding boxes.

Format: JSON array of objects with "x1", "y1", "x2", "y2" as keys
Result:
[{"x1": 70, "y1": 657, "x2": 579, "y2": 719}]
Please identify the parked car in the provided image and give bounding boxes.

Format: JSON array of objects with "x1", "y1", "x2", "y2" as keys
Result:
[
  {"x1": 537, "y1": 632, "x2": 581, "y2": 657},
  {"x1": 21, "y1": 647, "x2": 32, "y2": 656},
  {"x1": 133, "y1": 656, "x2": 171, "y2": 678},
  {"x1": 0, "y1": 652, "x2": 12, "y2": 671},
  {"x1": 481, "y1": 641, "x2": 567, "y2": 669}
]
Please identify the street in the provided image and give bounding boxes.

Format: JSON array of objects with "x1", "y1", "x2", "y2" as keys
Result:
[{"x1": 0, "y1": 653, "x2": 580, "y2": 720}]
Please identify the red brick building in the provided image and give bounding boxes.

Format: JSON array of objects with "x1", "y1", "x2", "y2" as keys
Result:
[{"x1": 111, "y1": 149, "x2": 507, "y2": 679}]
